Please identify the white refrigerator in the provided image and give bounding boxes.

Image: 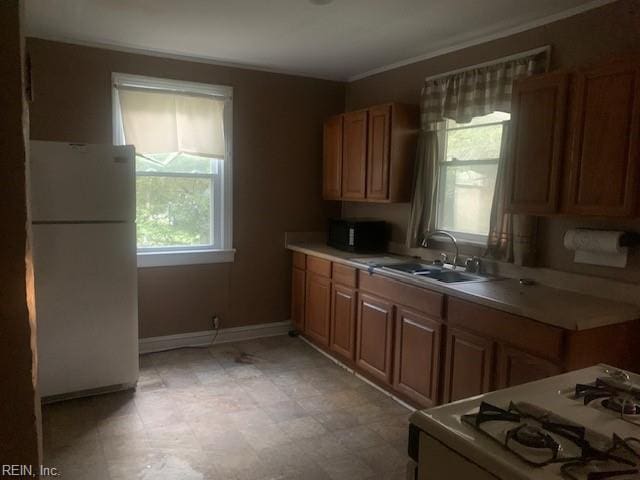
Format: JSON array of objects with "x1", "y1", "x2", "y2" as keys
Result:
[{"x1": 30, "y1": 141, "x2": 139, "y2": 399}]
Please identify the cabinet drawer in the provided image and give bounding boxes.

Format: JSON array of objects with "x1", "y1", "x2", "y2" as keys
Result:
[
  {"x1": 447, "y1": 297, "x2": 564, "y2": 362},
  {"x1": 306, "y1": 256, "x2": 331, "y2": 278},
  {"x1": 358, "y1": 272, "x2": 443, "y2": 319},
  {"x1": 292, "y1": 252, "x2": 306, "y2": 270},
  {"x1": 332, "y1": 263, "x2": 357, "y2": 287}
]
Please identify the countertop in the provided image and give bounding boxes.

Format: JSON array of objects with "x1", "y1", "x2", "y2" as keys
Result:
[{"x1": 287, "y1": 242, "x2": 640, "y2": 331}]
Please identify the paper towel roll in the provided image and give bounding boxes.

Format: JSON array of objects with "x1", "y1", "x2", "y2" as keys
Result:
[{"x1": 563, "y1": 229, "x2": 628, "y2": 267}]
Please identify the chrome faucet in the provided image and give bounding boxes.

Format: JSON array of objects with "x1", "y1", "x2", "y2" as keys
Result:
[{"x1": 421, "y1": 230, "x2": 459, "y2": 270}]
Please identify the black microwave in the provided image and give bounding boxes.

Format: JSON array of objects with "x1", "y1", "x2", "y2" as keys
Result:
[{"x1": 327, "y1": 218, "x2": 388, "y2": 253}]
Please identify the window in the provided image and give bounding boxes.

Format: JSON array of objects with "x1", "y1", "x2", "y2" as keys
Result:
[
  {"x1": 112, "y1": 73, "x2": 233, "y2": 267},
  {"x1": 436, "y1": 111, "x2": 510, "y2": 244}
]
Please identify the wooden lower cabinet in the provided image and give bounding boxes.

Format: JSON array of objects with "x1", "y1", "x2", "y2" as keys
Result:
[
  {"x1": 305, "y1": 272, "x2": 331, "y2": 347},
  {"x1": 330, "y1": 284, "x2": 356, "y2": 361},
  {"x1": 393, "y1": 307, "x2": 441, "y2": 407},
  {"x1": 496, "y1": 344, "x2": 562, "y2": 389},
  {"x1": 356, "y1": 293, "x2": 394, "y2": 385},
  {"x1": 291, "y1": 267, "x2": 305, "y2": 333},
  {"x1": 443, "y1": 326, "x2": 495, "y2": 403}
]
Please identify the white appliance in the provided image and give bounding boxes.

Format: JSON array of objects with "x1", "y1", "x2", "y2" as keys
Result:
[
  {"x1": 30, "y1": 141, "x2": 138, "y2": 399},
  {"x1": 409, "y1": 365, "x2": 640, "y2": 480}
]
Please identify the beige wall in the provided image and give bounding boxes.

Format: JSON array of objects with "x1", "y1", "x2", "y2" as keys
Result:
[
  {"x1": 0, "y1": 0, "x2": 41, "y2": 467},
  {"x1": 27, "y1": 38, "x2": 344, "y2": 338},
  {"x1": 344, "y1": 0, "x2": 640, "y2": 283}
]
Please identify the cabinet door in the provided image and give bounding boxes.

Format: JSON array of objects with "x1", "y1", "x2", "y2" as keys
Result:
[
  {"x1": 305, "y1": 273, "x2": 331, "y2": 347},
  {"x1": 323, "y1": 115, "x2": 343, "y2": 200},
  {"x1": 291, "y1": 267, "x2": 306, "y2": 333},
  {"x1": 329, "y1": 284, "x2": 356, "y2": 361},
  {"x1": 443, "y1": 326, "x2": 494, "y2": 403},
  {"x1": 342, "y1": 110, "x2": 368, "y2": 200},
  {"x1": 393, "y1": 307, "x2": 441, "y2": 408},
  {"x1": 565, "y1": 60, "x2": 640, "y2": 216},
  {"x1": 366, "y1": 104, "x2": 391, "y2": 200},
  {"x1": 496, "y1": 345, "x2": 562, "y2": 389},
  {"x1": 356, "y1": 293, "x2": 394, "y2": 385},
  {"x1": 507, "y1": 72, "x2": 568, "y2": 214}
]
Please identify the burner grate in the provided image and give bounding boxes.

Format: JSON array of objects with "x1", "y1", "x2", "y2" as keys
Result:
[
  {"x1": 560, "y1": 435, "x2": 640, "y2": 480},
  {"x1": 462, "y1": 401, "x2": 640, "y2": 478},
  {"x1": 574, "y1": 376, "x2": 640, "y2": 424},
  {"x1": 461, "y1": 401, "x2": 586, "y2": 467}
]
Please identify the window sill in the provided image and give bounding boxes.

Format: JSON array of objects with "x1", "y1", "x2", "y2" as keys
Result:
[
  {"x1": 137, "y1": 249, "x2": 235, "y2": 268},
  {"x1": 455, "y1": 238, "x2": 488, "y2": 248}
]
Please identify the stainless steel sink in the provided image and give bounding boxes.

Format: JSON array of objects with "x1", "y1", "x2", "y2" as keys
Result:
[{"x1": 383, "y1": 262, "x2": 491, "y2": 284}]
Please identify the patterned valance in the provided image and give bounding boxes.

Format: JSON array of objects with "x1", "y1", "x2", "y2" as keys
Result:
[{"x1": 420, "y1": 50, "x2": 549, "y2": 128}]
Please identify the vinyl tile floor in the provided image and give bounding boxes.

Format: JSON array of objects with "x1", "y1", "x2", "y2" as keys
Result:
[{"x1": 42, "y1": 335, "x2": 412, "y2": 479}]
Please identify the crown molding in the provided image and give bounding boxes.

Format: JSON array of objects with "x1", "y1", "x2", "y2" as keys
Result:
[
  {"x1": 347, "y1": 0, "x2": 617, "y2": 82},
  {"x1": 26, "y1": 33, "x2": 342, "y2": 82}
]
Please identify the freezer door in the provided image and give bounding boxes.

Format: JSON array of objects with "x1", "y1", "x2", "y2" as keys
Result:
[
  {"x1": 33, "y1": 222, "x2": 138, "y2": 398},
  {"x1": 30, "y1": 141, "x2": 135, "y2": 222}
]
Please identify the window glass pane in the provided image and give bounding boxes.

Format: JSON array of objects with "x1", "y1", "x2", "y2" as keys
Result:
[
  {"x1": 136, "y1": 152, "x2": 214, "y2": 174},
  {"x1": 445, "y1": 123, "x2": 504, "y2": 161},
  {"x1": 136, "y1": 176, "x2": 212, "y2": 248},
  {"x1": 437, "y1": 163, "x2": 498, "y2": 236}
]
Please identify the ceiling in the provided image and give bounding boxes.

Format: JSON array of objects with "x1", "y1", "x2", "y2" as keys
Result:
[{"x1": 25, "y1": 0, "x2": 612, "y2": 81}]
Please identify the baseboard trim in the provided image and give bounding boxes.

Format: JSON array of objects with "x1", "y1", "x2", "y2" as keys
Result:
[
  {"x1": 139, "y1": 320, "x2": 293, "y2": 354},
  {"x1": 297, "y1": 335, "x2": 416, "y2": 413}
]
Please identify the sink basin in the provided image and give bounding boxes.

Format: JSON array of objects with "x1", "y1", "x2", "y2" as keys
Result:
[
  {"x1": 385, "y1": 263, "x2": 443, "y2": 274},
  {"x1": 420, "y1": 270, "x2": 487, "y2": 283}
]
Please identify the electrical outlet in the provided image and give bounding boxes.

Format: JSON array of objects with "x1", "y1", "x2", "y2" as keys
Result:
[{"x1": 211, "y1": 316, "x2": 220, "y2": 330}]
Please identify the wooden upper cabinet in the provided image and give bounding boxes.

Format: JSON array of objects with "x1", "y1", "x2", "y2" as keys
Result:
[
  {"x1": 565, "y1": 59, "x2": 640, "y2": 216},
  {"x1": 322, "y1": 103, "x2": 418, "y2": 202},
  {"x1": 367, "y1": 105, "x2": 391, "y2": 200},
  {"x1": 393, "y1": 307, "x2": 441, "y2": 408},
  {"x1": 305, "y1": 272, "x2": 331, "y2": 347},
  {"x1": 387, "y1": 103, "x2": 420, "y2": 202},
  {"x1": 323, "y1": 115, "x2": 343, "y2": 200},
  {"x1": 356, "y1": 293, "x2": 394, "y2": 385},
  {"x1": 342, "y1": 110, "x2": 368, "y2": 200},
  {"x1": 507, "y1": 72, "x2": 569, "y2": 214}
]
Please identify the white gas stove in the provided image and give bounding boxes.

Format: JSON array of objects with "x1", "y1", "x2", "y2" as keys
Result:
[{"x1": 408, "y1": 365, "x2": 640, "y2": 480}]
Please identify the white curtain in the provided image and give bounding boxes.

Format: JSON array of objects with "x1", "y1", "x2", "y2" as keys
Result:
[
  {"x1": 117, "y1": 86, "x2": 226, "y2": 159},
  {"x1": 406, "y1": 49, "x2": 549, "y2": 259},
  {"x1": 406, "y1": 127, "x2": 442, "y2": 247}
]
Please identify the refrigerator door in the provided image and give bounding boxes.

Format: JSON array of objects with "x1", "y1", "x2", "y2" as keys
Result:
[
  {"x1": 30, "y1": 141, "x2": 135, "y2": 222},
  {"x1": 34, "y1": 222, "x2": 138, "y2": 397}
]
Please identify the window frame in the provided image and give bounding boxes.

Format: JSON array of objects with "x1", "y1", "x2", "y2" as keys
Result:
[
  {"x1": 112, "y1": 73, "x2": 234, "y2": 267},
  {"x1": 435, "y1": 115, "x2": 509, "y2": 246}
]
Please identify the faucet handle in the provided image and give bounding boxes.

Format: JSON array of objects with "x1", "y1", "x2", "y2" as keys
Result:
[
  {"x1": 465, "y1": 257, "x2": 481, "y2": 273},
  {"x1": 440, "y1": 252, "x2": 449, "y2": 264}
]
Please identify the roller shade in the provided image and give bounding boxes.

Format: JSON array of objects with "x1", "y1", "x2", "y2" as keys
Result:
[{"x1": 117, "y1": 86, "x2": 226, "y2": 159}]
